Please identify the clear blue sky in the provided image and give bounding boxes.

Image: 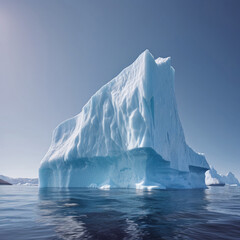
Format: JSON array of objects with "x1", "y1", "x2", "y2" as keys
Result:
[{"x1": 0, "y1": 0, "x2": 239, "y2": 178}]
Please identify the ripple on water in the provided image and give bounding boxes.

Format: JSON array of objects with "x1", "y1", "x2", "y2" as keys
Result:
[{"x1": 0, "y1": 186, "x2": 240, "y2": 239}]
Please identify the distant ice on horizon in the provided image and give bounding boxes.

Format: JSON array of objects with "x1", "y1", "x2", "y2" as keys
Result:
[{"x1": 0, "y1": 175, "x2": 38, "y2": 186}]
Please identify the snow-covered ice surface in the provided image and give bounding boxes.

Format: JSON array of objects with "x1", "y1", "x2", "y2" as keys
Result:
[
  {"x1": 205, "y1": 166, "x2": 239, "y2": 186},
  {"x1": 39, "y1": 50, "x2": 209, "y2": 189}
]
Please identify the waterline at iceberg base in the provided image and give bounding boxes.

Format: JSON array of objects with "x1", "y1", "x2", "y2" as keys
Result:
[{"x1": 39, "y1": 50, "x2": 209, "y2": 188}]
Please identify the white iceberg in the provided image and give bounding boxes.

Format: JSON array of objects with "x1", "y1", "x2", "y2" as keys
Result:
[
  {"x1": 205, "y1": 167, "x2": 225, "y2": 186},
  {"x1": 221, "y1": 172, "x2": 240, "y2": 185},
  {"x1": 39, "y1": 50, "x2": 209, "y2": 189},
  {"x1": 205, "y1": 166, "x2": 239, "y2": 186}
]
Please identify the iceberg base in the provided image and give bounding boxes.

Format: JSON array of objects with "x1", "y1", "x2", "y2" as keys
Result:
[{"x1": 39, "y1": 148, "x2": 208, "y2": 189}]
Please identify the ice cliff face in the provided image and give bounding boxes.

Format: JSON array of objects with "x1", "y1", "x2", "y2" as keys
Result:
[{"x1": 39, "y1": 50, "x2": 209, "y2": 188}]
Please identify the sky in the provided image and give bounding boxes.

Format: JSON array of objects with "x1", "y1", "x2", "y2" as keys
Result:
[{"x1": 0, "y1": 0, "x2": 239, "y2": 179}]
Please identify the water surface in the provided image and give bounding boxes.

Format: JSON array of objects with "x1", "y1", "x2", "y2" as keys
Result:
[{"x1": 0, "y1": 186, "x2": 240, "y2": 239}]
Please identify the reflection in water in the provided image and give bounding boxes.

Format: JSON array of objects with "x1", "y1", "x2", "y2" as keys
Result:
[
  {"x1": 1, "y1": 186, "x2": 240, "y2": 240},
  {"x1": 38, "y1": 188, "x2": 210, "y2": 239},
  {"x1": 205, "y1": 186, "x2": 240, "y2": 217}
]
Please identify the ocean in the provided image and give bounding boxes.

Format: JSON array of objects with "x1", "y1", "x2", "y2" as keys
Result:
[{"x1": 0, "y1": 185, "x2": 240, "y2": 239}]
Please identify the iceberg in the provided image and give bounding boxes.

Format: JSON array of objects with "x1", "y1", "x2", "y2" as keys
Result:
[
  {"x1": 39, "y1": 50, "x2": 209, "y2": 189},
  {"x1": 205, "y1": 166, "x2": 239, "y2": 186},
  {"x1": 205, "y1": 167, "x2": 225, "y2": 186},
  {"x1": 221, "y1": 172, "x2": 240, "y2": 186}
]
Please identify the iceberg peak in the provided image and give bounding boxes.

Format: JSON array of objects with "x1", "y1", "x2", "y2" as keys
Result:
[
  {"x1": 134, "y1": 49, "x2": 156, "y2": 75},
  {"x1": 155, "y1": 56, "x2": 171, "y2": 66},
  {"x1": 137, "y1": 49, "x2": 171, "y2": 68}
]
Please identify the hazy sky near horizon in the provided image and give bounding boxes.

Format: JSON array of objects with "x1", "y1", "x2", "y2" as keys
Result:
[{"x1": 0, "y1": 0, "x2": 239, "y2": 178}]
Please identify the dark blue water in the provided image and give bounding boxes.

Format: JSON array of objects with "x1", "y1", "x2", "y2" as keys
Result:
[{"x1": 0, "y1": 186, "x2": 240, "y2": 240}]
